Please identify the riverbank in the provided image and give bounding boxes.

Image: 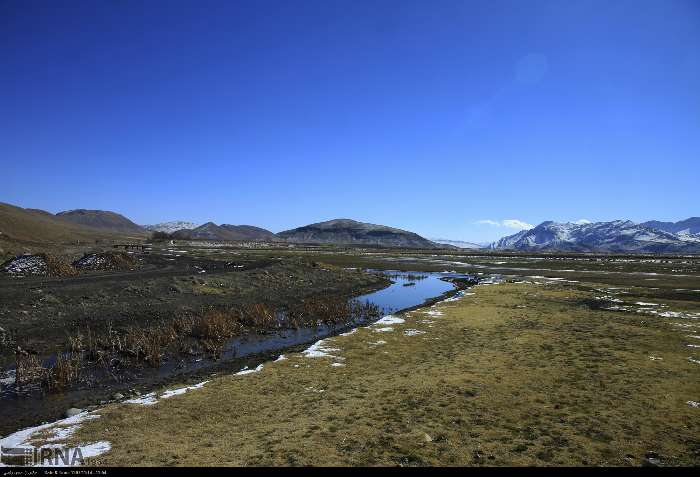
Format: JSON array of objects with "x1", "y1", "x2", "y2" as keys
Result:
[
  {"x1": 0, "y1": 255, "x2": 394, "y2": 436},
  {"x1": 17, "y1": 279, "x2": 699, "y2": 466}
]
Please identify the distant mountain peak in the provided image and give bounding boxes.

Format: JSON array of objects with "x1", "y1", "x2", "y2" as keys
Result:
[
  {"x1": 642, "y1": 217, "x2": 700, "y2": 236},
  {"x1": 168, "y1": 222, "x2": 277, "y2": 242},
  {"x1": 490, "y1": 219, "x2": 700, "y2": 253},
  {"x1": 143, "y1": 221, "x2": 200, "y2": 234},
  {"x1": 430, "y1": 238, "x2": 484, "y2": 249}
]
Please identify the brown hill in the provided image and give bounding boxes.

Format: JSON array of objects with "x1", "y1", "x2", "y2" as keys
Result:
[
  {"x1": 277, "y1": 219, "x2": 440, "y2": 248},
  {"x1": 56, "y1": 209, "x2": 147, "y2": 234},
  {"x1": 219, "y1": 224, "x2": 279, "y2": 241},
  {"x1": 0, "y1": 202, "x2": 146, "y2": 246}
]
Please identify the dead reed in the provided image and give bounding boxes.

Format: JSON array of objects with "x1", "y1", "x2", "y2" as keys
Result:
[{"x1": 13, "y1": 296, "x2": 382, "y2": 391}]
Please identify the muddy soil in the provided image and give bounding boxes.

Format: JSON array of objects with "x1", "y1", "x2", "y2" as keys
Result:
[{"x1": 0, "y1": 252, "x2": 389, "y2": 367}]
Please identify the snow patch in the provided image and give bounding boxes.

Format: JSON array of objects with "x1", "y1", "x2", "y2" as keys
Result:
[
  {"x1": 302, "y1": 339, "x2": 340, "y2": 358},
  {"x1": 160, "y1": 380, "x2": 209, "y2": 399},
  {"x1": 124, "y1": 393, "x2": 158, "y2": 406},
  {"x1": 235, "y1": 364, "x2": 264, "y2": 375},
  {"x1": 372, "y1": 315, "x2": 405, "y2": 326},
  {"x1": 0, "y1": 412, "x2": 110, "y2": 467}
]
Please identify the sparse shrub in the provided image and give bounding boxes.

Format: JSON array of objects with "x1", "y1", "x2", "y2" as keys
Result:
[
  {"x1": 43, "y1": 254, "x2": 79, "y2": 277},
  {"x1": 193, "y1": 310, "x2": 236, "y2": 341},
  {"x1": 285, "y1": 297, "x2": 381, "y2": 328},
  {"x1": 191, "y1": 309, "x2": 242, "y2": 359},
  {"x1": 46, "y1": 352, "x2": 82, "y2": 390},
  {"x1": 15, "y1": 350, "x2": 46, "y2": 385},
  {"x1": 241, "y1": 303, "x2": 276, "y2": 330}
]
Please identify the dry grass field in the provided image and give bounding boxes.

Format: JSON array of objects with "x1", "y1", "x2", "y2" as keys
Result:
[{"x1": 33, "y1": 279, "x2": 699, "y2": 466}]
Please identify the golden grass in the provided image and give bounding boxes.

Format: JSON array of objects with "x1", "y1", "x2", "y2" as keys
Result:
[{"x1": 60, "y1": 282, "x2": 700, "y2": 466}]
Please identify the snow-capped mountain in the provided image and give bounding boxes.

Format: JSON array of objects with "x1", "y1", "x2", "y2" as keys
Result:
[
  {"x1": 642, "y1": 217, "x2": 700, "y2": 237},
  {"x1": 490, "y1": 220, "x2": 700, "y2": 253},
  {"x1": 143, "y1": 221, "x2": 200, "y2": 234},
  {"x1": 430, "y1": 238, "x2": 484, "y2": 249}
]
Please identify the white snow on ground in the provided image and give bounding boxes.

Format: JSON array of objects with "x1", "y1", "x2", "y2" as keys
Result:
[
  {"x1": 339, "y1": 328, "x2": 357, "y2": 336},
  {"x1": 688, "y1": 401, "x2": 700, "y2": 408},
  {"x1": 648, "y1": 356, "x2": 663, "y2": 361},
  {"x1": 0, "y1": 255, "x2": 48, "y2": 276},
  {"x1": 441, "y1": 290, "x2": 470, "y2": 302},
  {"x1": 368, "y1": 340, "x2": 386, "y2": 346},
  {"x1": 688, "y1": 357, "x2": 700, "y2": 365},
  {"x1": 373, "y1": 327, "x2": 394, "y2": 333},
  {"x1": 302, "y1": 339, "x2": 340, "y2": 358},
  {"x1": 160, "y1": 380, "x2": 209, "y2": 399},
  {"x1": 330, "y1": 362, "x2": 345, "y2": 367},
  {"x1": 404, "y1": 329, "x2": 426, "y2": 336},
  {"x1": 653, "y1": 310, "x2": 700, "y2": 319},
  {"x1": 124, "y1": 393, "x2": 158, "y2": 406},
  {"x1": 425, "y1": 309, "x2": 443, "y2": 317},
  {"x1": 595, "y1": 295, "x2": 624, "y2": 303},
  {"x1": 235, "y1": 364, "x2": 264, "y2": 375},
  {"x1": 45, "y1": 425, "x2": 80, "y2": 442},
  {"x1": 274, "y1": 354, "x2": 287, "y2": 362},
  {"x1": 603, "y1": 303, "x2": 700, "y2": 321},
  {"x1": 0, "y1": 412, "x2": 110, "y2": 467},
  {"x1": 687, "y1": 335, "x2": 700, "y2": 340},
  {"x1": 68, "y1": 441, "x2": 112, "y2": 463},
  {"x1": 687, "y1": 344, "x2": 700, "y2": 348},
  {"x1": 372, "y1": 315, "x2": 405, "y2": 326}
]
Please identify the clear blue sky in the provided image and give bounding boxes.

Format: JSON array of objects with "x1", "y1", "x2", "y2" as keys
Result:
[{"x1": 2, "y1": 0, "x2": 699, "y2": 242}]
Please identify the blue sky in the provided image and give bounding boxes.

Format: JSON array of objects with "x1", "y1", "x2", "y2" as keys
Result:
[{"x1": 2, "y1": 0, "x2": 699, "y2": 243}]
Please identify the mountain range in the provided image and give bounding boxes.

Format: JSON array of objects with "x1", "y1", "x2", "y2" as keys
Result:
[
  {"x1": 2, "y1": 200, "x2": 698, "y2": 253},
  {"x1": 0, "y1": 204, "x2": 440, "y2": 250},
  {"x1": 641, "y1": 217, "x2": 700, "y2": 237},
  {"x1": 489, "y1": 219, "x2": 700, "y2": 253},
  {"x1": 0, "y1": 203, "x2": 148, "y2": 245}
]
